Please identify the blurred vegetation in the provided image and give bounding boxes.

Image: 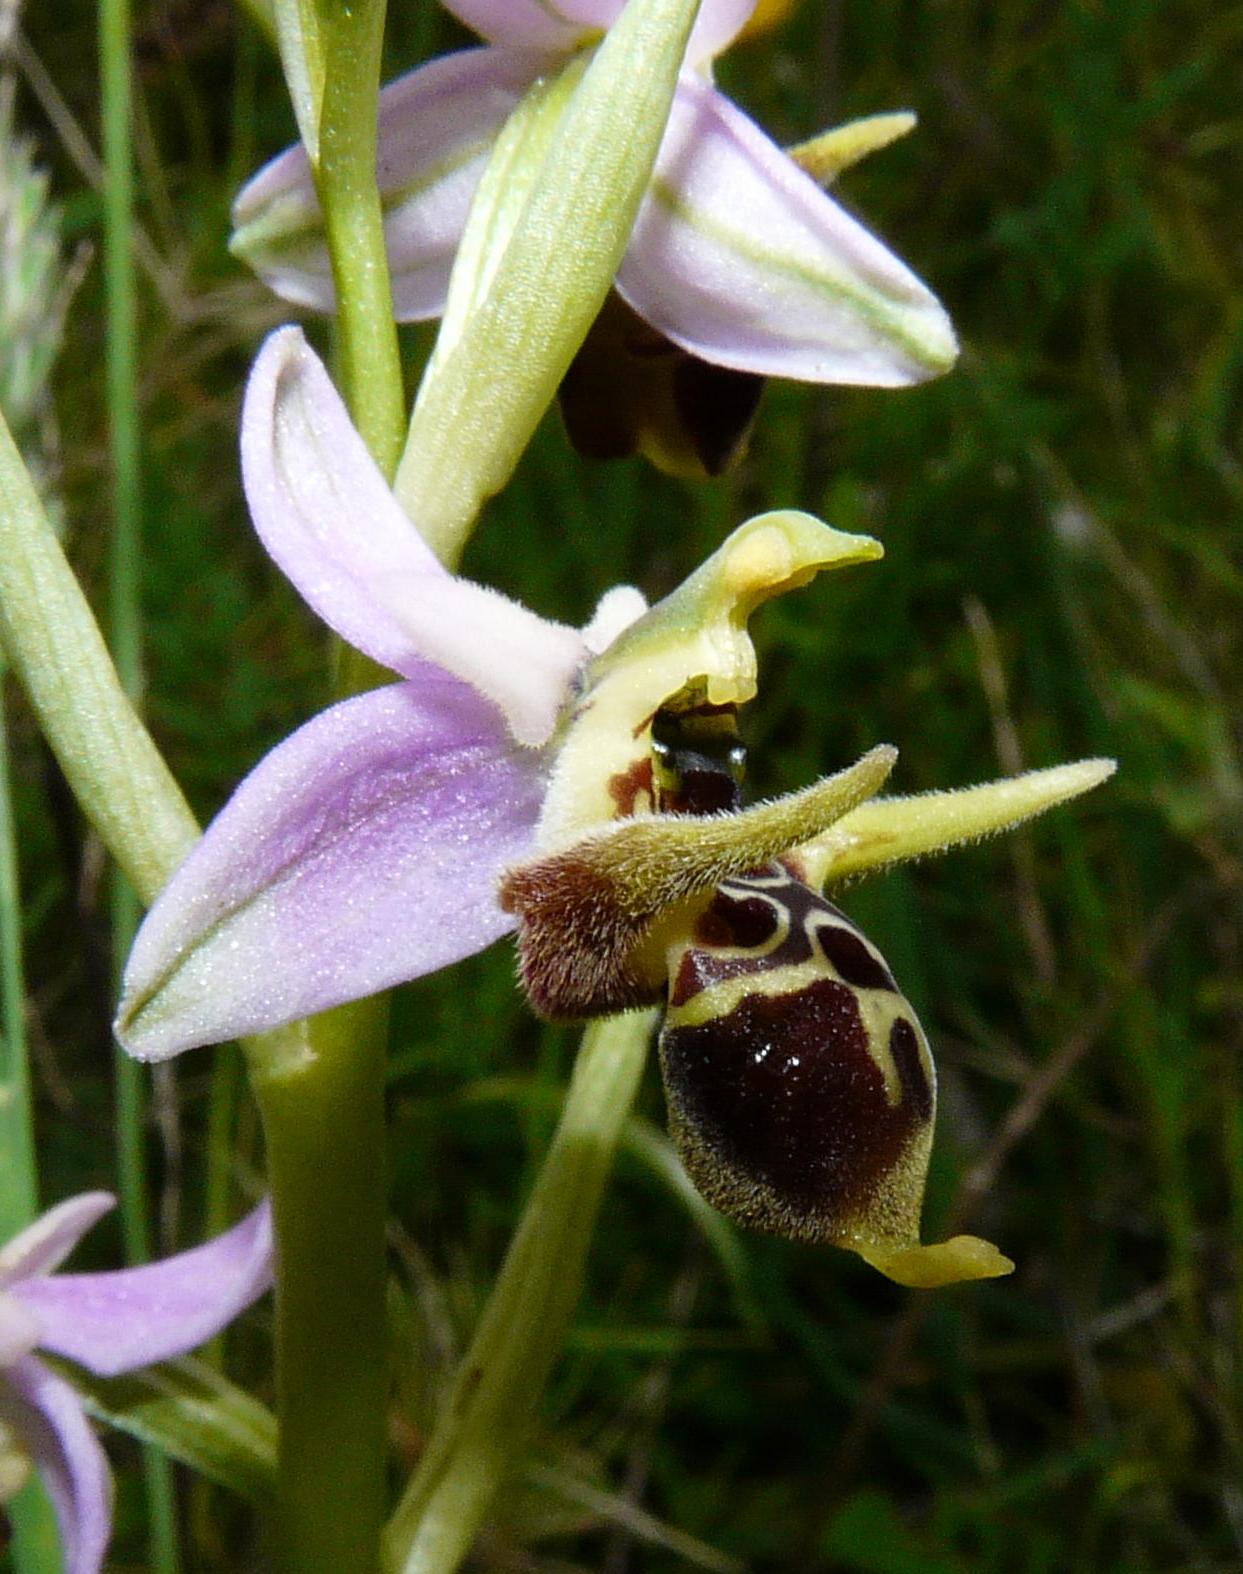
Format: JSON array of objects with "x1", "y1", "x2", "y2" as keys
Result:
[{"x1": 4, "y1": 0, "x2": 1241, "y2": 1569}]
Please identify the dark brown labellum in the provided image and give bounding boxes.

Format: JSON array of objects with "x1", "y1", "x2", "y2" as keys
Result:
[
  {"x1": 659, "y1": 862, "x2": 936, "y2": 1249},
  {"x1": 559, "y1": 292, "x2": 764, "y2": 479}
]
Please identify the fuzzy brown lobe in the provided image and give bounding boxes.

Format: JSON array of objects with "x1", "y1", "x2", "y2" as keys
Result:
[{"x1": 499, "y1": 853, "x2": 667, "y2": 1020}]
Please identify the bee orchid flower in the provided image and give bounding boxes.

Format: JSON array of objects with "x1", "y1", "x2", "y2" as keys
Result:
[
  {"x1": 0, "y1": 1195, "x2": 272, "y2": 1574},
  {"x1": 232, "y1": 0, "x2": 958, "y2": 392},
  {"x1": 116, "y1": 326, "x2": 1112, "y2": 1287}
]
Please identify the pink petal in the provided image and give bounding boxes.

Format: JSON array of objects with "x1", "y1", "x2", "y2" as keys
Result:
[
  {"x1": 617, "y1": 74, "x2": 958, "y2": 384},
  {"x1": 243, "y1": 325, "x2": 446, "y2": 674},
  {"x1": 245, "y1": 328, "x2": 585, "y2": 746},
  {"x1": 0, "y1": 1195, "x2": 114, "y2": 1289},
  {"x1": 14, "y1": 1204, "x2": 273, "y2": 1378},
  {"x1": 0, "y1": 1296, "x2": 42, "y2": 1367},
  {"x1": 440, "y1": 0, "x2": 754, "y2": 63},
  {"x1": 117, "y1": 679, "x2": 545, "y2": 1059},
  {"x1": 232, "y1": 48, "x2": 545, "y2": 319},
  {"x1": 441, "y1": 0, "x2": 609, "y2": 49},
  {"x1": 0, "y1": 1357, "x2": 112, "y2": 1574},
  {"x1": 684, "y1": 0, "x2": 757, "y2": 63}
]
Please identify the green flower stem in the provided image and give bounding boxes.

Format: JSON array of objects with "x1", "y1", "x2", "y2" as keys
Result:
[
  {"x1": 310, "y1": 0, "x2": 405, "y2": 480},
  {"x1": 385, "y1": 1008, "x2": 657, "y2": 1574},
  {"x1": 395, "y1": 0, "x2": 702, "y2": 564},
  {"x1": 245, "y1": 1003, "x2": 389, "y2": 1574}
]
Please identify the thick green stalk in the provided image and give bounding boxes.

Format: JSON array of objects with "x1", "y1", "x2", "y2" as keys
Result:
[
  {"x1": 311, "y1": 0, "x2": 404, "y2": 478},
  {"x1": 385, "y1": 1009, "x2": 657, "y2": 1574},
  {"x1": 246, "y1": 1004, "x2": 388, "y2": 1574}
]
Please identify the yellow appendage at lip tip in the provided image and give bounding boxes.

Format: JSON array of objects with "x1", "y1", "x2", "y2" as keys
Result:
[{"x1": 854, "y1": 1234, "x2": 1015, "y2": 1289}]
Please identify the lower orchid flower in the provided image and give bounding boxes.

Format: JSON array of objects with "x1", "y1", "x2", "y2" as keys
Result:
[
  {"x1": 116, "y1": 326, "x2": 1113, "y2": 1287},
  {"x1": 0, "y1": 1195, "x2": 272, "y2": 1574}
]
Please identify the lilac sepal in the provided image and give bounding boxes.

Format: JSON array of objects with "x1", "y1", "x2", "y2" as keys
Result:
[
  {"x1": 0, "y1": 1194, "x2": 114, "y2": 1286},
  {"x1": 616, "y1": 71, "x2": 958, "y2": 384},
  {"x1": 0, "y1": 1297, "x2": 41, "y2": 1367},
  {"x1": 13, "y1": 1203, "x2": 273, "y2": 1379},
  {"x1": 441, "y1": 0, "x2": 756, "y2": 62},
  {"x1": 232, "y1": 47, "x2": 546, "y2": 319},
  {"x1": 0, "y1": 1357, "x2": 112, "y2": 1574},
  {"x1": 441, "y1": 0, "x2": 605, "y2": 50},
  {"x1": 245, "y1": 327, "x2": 585, "y2": 747},
  {"x1": 118, "y1": 679, "x2": 546, "y2": 1059}
]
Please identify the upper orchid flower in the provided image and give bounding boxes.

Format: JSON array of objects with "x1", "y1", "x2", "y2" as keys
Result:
[
  {"x1": 0, "y1": 1194, "x2": 272, "y2": 1574},
  {"x1": 232, "y1": 0, "x2": 958, "y2": 393},
  {"x1": 117, "y1": 327, "x2": 1112, "y2": 1287}
]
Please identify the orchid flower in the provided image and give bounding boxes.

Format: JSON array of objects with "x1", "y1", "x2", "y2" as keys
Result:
[
  {"x1": 231, "y1": 0, "x2": 958, "y2": 393},
  {"x1": 0, "y1": 1195, "x2": 272, "y2": 1574},
  {"x1": 116, "y1": 327, "x2": 1112, "y2": 1287}
]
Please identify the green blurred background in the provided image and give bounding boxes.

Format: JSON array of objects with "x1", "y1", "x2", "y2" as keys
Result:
[{"x1": 6, "y1": 1, "x2": 1241, "y2": 1569}]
